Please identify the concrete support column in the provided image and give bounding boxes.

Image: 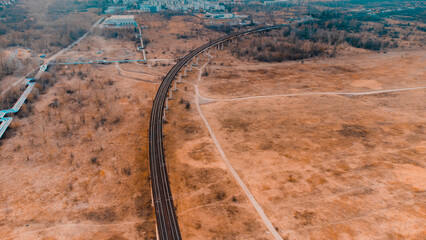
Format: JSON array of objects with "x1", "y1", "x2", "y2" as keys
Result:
[
  {"x1": 163, "y1": 110, "x2": 166, "y2": 122},
  {"x1": 169, "y1": 88, "x2": 173, "y2": 100},
  {"x1": 195, "y1": 56, "x2": 199, "y2": 66},
  {"x1": 178, "y1": 73, "x2": 182, "y2": 83},
  {"x1": 173, "y1": 80, "x2": 177, "y2": 91},
  {"x1": 165, "y1": 98, "x2": 169, "y2": 111},
  {"x1": 183, "y1": 67, "x2": 187, "y2": 77}
]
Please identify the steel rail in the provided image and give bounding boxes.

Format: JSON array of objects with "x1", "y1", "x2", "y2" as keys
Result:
[{"x1": 149, "y1": 25, "x2": 287, "y2": 240}]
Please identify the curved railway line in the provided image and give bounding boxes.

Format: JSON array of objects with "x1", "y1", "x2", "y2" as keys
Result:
[{"x1": 149, "y1": 25, "x2": 288, "y2": 240}]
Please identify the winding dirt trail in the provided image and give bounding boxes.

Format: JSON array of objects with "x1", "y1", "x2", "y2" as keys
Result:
[
  {"x1": 192, "y1": 60, "x2": 283, "y2": 240},
  {"x1": 0, "y1": 221, "x2": 151, "y2": 240},
  {"x1": 201, "y1": 86, "x2": 426, "y2": 102}
]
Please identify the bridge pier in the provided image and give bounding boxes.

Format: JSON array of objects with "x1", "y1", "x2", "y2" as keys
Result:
[
  {"x1": 178, "y1": 73, "x2": 182, "y2": 83},
  {"x1": 183, "y1": 67, "x2": 187, "y2": 77},
  {"x1": 165, "y1": 98, "x2": 169, "y2": 111},
  {"x1": 173, "y1": 80, "x2": 177, "y2": 91},
  {"x1": 169, "y1": 88, "x2": 173, "y2": 100}
]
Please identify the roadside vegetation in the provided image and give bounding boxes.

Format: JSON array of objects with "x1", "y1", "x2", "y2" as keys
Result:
[{"x1": 231, "y1": 9, "x2": 424, "y2": 62}]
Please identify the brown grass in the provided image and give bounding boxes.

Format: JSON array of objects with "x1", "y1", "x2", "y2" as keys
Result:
[
  {"x1": 199, "y1": 49, "x2": 425, "y2": 239},
  {"x1": 0, "y1": 59, "x2": 157, "y2": 240}
]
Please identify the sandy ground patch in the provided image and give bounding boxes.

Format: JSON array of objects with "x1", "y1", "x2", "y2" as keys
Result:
[
  {"x1": 163, "y1": 67, "x2": 274, "y2": 239},
  {"x1": 200, "y1": 49, "x2": 425, "y2": 99},
  {"x1": 164, "y1": 48, "x2": 425, "y2": 239}
]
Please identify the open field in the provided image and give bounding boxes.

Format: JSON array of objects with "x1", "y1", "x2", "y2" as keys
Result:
[
  {"x1": 1, "y1": 5, "x2": 425, "y2": 239},
  {"x1": 0, "y1": 62, "x2": 158, "y2": 240},
  {"x1": 0, "y1": 14, "x2": 230, "y2": 240},
  {"x1": 163, "y1": 78, "x2": 273, "y2": 239},
  {"x1": 200, "y1": 50, "x2": 425, "y2": 99},
  {"x1": 140, "y1": 14, "x2": 225, "y2": 60},
  {"x1": 0, "y1": 32, "x2": 165, "y2": 240},
  {"x1": 165, "y1": 48, "x2": 425, "y2": 239}
]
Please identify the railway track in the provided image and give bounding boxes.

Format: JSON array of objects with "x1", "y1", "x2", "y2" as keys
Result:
[{"x1": 149, "y1": 25, "x2": 287, "y2": 240}]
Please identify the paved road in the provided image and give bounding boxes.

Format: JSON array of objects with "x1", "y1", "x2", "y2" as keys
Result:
[
  {"x1": 0, "y1": 18, "x2": 104, "y2": 138},
  {"x1": 35, "y1": 17, "x2": 104, "y2": 79},
  {"x1": 149, "y1": 25, "x2": 288, "y2": 240},
  {"x1": 0, "y1": 82, "x2": 35, "y2": 138},
  {"x1": 0, "y1": 18, "x2": 104, "y2": 96}
]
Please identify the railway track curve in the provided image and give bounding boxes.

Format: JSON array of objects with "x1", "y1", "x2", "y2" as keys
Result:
[{"x1": 149, "y1": 25, "x2": 287, "y2": 240}]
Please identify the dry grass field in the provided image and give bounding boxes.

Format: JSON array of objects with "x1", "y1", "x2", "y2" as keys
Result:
[
  {"x1": 165, "y1": 47, "x2": 425, "y2": 239},
  {"x1": 0, "y1": 29, "x2": 170, "y2": 240},
  {"x1": 0, "y1": 62, "x2": 159, "y2": 240},
  {"x1": 140, "y1": 15, "x2": 225, "y2": 60},
  {"x1": 0, "y1": 15, "x2": 232, "y2": 240},
  {"x1": 163, "y1": 81, "x2": 273, "y2": 239},
  {"x1": 1, "y1": 9, "x2": 425, "y2": 240}
]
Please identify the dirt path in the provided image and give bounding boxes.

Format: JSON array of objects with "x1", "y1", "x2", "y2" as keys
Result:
[
  {"x1": 193, "y1": 60, "x2": 283, "y2": 240},
  {"x1": 0, "y1": 221, "x2": 151, "y2": 240},
  {"x1": 201, "y1": 86, "x2": 426, "y2": 102},
  {"x1": 114, "y1": 63, "x2": 160, "y2": 84}
]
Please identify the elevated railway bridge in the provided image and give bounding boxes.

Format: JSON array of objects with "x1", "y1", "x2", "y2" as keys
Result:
[{"x1": 149, "y1": 24, "x2": 289, "y2": 240}]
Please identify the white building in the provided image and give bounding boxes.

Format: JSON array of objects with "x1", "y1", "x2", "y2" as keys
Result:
[
  {"x1": 204, "y1": 12, "x2": 247, "y2": 19},
  {"x1": 263, "y1": 0, "x2": 289, "y2": 5},
  {"x1": 141, "y1": 0, "x2": 225, "y2": 12},
  {"x1": 103, "y1": 15, "x2": 137, "y2": 28}
]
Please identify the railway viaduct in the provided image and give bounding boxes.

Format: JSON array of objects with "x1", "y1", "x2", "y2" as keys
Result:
[{"x1": 149, "y1": 24, "x2": 288, "y2": 240}]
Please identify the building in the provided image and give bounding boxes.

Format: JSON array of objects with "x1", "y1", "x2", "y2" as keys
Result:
[
  {"x1": 263, "y1": 0, "x2": 289, "y2": 6},
  {"x1": 104, "y1": 6, "x2": 125, "y2": 14},
  {"x1": 140, "y1": 0, "x2": 225, "y2": 12},
  {"x1": 204, "y1": 12, "x2": 247, "y2": 19},
  {"x1": 102, "y1": 15, "x2": 137, "y2": 28},
  {"x1": 140, "y1": 4, "x2": 162, "y2": 13}
]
